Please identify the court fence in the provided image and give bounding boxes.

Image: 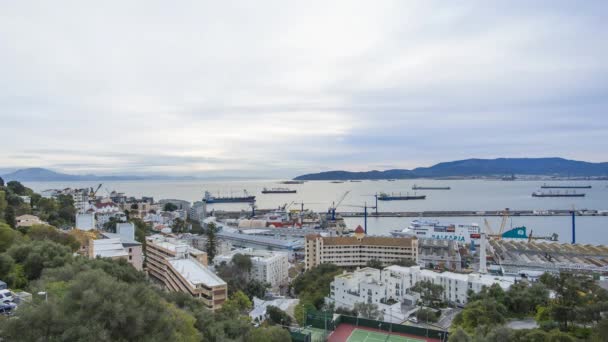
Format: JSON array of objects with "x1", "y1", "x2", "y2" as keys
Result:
[{"x1": 334, "y1": 315, "x2": 448, "y2": 341}]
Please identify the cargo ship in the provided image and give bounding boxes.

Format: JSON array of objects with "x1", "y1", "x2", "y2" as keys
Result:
[
  {"x1": 261, "y1": 187, "x2": 297, "y2": 194},
  {"x1": 281, "y1": 180, "x2": 304, "y2": 184},
  {"x1": 203, "y1": 191, "x2": 256, "y2": 203},
  {"x1": 532, "y1": 191, "x2": 585, "y2": 197},
  {"x1": 412, "y1": 184, "x2": 451, "y2": 190},
  {"x1": 540, "y1": 184, "x2": 592, "y2": 189},
  {"x1": 378, "y1": 192, "x2": 426, "y2": 201}
]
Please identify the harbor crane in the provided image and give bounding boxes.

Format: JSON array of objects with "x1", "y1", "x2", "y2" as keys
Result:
[
  {"x1": 483, "y1": 208, "x2": 510, "y2": 240},
  {"x1": 293, "y1": 201, "x2": 321, "y2": 225},
  {"x1": 329, "y1": 191, "x2": 351, "y2": 221},
  {"x1": 343, "y1": 202, "x2": 377, "y2": 234},
  {"x1": 88, "y1": 184, "x2": 102, "y2": 202},
  {"x1": 360, "y1": 193, "x2": 380, "y2": 215}
]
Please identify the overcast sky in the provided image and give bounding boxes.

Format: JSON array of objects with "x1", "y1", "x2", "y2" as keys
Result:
[{"x1": 1, "y1": 1, "x2": 607, "y2": 177}]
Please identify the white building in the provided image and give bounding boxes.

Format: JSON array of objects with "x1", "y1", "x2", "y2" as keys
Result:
[
  {"x1": 215, "y1": 248, "x2": 290, "y2": 289},
  {"x1": 327, "y1": 266, "x2": 515, "y2": 318},
  {"x1": 76, "y1": 213, "x2": 96, "y2": 231},
  {"x1": 90, "y1": 222, "x2": 143, "y2": 271}
]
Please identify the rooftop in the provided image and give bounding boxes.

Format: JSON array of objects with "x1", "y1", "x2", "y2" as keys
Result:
[
  {"x1": 168, "y1": 258, "x2": 226, "y2": 287},
  {"x1": 92, "y1": 238, "x2": 129, "y2": 258}
]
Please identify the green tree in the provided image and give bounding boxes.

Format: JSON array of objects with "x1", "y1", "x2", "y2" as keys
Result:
[
  {"x1": 0, "y1": 176, "x2": 4, "y2": 187},
  {"x1": 353, "y1": 302, "x2": 384, "y2": 320},
  {"x1": 25, "y1": 224, "x2": 80, "y2": 252},
  {"x1": 172, "y1": 218, "x2": 187, "y2": 233},
  {"x1": 416, "y1": 308, "x2": 439, "y2": 323},
  {"x1": 7, "y1": 240, "x2": 73, "y2": 280},
  {"x1": 365, "y1": 258, "x2": 383, "y2": 269},
  {"x1": 448, "y1": 327, "x2": 471, "y2": 342},
  {"x1": 206, "y1": 222, "x2": 218, "y2": 263},
  {"x1": 0, "y1": 270, "x2": 201, "y2": 341},
  {"x1": 233, "y1": 253, "x2": 253, "y2": 274},
  {"x1": 395, "y1": 258, "x2": 418, "y2": 267},
  {"x1": 0, "y1": 191, "x2": 7, "y2": 216},
  {"x1": 164, "y1": 202, "x2": 178, "y2": 212},
  {"x1": 266, "y1": 305, "x2": 293, "y2": 326},
  {"x1": 411, "y1": 280, "x2": 444, "y2": 307},
  {"x1": 292, "y1": 263, "x2": 341, "y2": 309},
  {"x1": 7, "y1": 181, "x2": 26, "y2": 195},
  {"x1": 246, "y1": 326, "x2": 291, "y2": 342},
  {"x1": 0, "y1": 222, "x2": 20, "y2": 252},
  {"x1": 4, "y1": 206, "x2": 16, "y2": 228}
]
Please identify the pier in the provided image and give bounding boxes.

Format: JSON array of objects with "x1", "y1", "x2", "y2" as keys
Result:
[{"x1": 338, "y1": 209, "x2": 607, "y2": 217}]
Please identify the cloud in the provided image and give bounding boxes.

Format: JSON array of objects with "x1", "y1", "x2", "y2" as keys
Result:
[{"x1": 0, "y1": 0, "x2": 606, "y2": 176}]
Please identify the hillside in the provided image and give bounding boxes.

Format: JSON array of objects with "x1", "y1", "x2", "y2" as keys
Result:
[
  {"x1": 294, "y1": 158, "x2": 608, "y2": 180},
  {"x1": 1, "y1": 168, "x2": 145, "y2": 182}
]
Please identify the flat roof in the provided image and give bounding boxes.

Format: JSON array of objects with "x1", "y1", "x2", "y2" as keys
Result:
[
  {"x1": 168, "y1": 259, "x2": 226, "y2": 287},
  {"x1": 93, "y1": 238, "x2": 128, "y2": 258}
]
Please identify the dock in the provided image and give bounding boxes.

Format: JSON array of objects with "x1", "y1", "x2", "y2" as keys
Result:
[{"x1": 337, "y1": 209, "x2": 608, "y2": 217}]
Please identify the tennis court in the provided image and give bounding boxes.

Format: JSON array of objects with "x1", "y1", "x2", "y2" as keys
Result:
[
  {"x1": 346, "y1": 329, "x2": 426, "y2": 342},
  {"x1": 328, "y1": 323, "x2": 441, "y2": 342}
]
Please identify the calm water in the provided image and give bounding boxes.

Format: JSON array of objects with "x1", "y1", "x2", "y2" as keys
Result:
[{"x1": 24, "y1": 179, "x2": 608, "y2": 244}]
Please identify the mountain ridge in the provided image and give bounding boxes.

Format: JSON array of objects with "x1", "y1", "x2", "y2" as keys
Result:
[{"x1": 294, "y1": 158, "x2": 608, "y2": 180}]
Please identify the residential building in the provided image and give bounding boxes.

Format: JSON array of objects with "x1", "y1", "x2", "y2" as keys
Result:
[
  {"x1": 215, "y1": 248, "x2": 289, "y2": 289},
  {"x1": 305, "y1": 227, "x2": 418, "y2": 270},
  {"x1": 15, "y1": 214, "x2": 46, "y2": 228},
  {"x1": 88, "y1": 222, "x2": 143, "y2": 271},
  {"x1": 158, "y1": 199, "x2": 191, "y2": 215},
  {"x1": 145, "y1": 234, "x2": 226, "y2": 310},
  {"x1": 189, "y1": 201, "x2": 207, "y2": 222},
  {"x1": 327, "y1": 266, "x2": 515, "y2": 318}
]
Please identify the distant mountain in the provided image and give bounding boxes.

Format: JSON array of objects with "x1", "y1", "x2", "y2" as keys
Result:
[
  {"x1": 1, "y1": 168, "x2": 148, "y2": 182},
  {"x1": 294, "y1": 158, "x2": 608, "y2": 180}
]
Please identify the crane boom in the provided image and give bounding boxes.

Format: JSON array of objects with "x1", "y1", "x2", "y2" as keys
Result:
[{"x1": 498, "y1": 209, "x2": 509, "y2": 235}]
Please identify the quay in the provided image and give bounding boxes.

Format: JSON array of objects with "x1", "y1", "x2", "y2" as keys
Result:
[
  {"x1": 211, "y1": 209, "x2": 607, "y2": 219},
  {"x1": 338, "y1": 209, "x2": 608, "y2": 217}
]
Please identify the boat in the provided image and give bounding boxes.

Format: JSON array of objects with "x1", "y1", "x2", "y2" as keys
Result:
[
  {"x1": 261, "y1": 187, "x2": 296, "y2": 194},
  {"x1": 532, "y1": 191, "x2": 585, "y2": 197},
  {"x1": 330, "y1": 181, "x2": 345, "y2": 184},
  {"x1": 387, "y1": 179, "x2": 396, "y2": 182},
  {"x1": 377, "y1": 192, "x2": 426, "y2": 201},
  {"x1": 412, "y1": 184, "x2": 451, "y2": 190},
  {"x1": 390, "y1": 220, "x2": 481, "y2": 244},
  {"x1": 349, "y1": 180, "x2": 362, "y2": 182},
  {"x1": 280, "y1": 180, "x2": 304, "y2": 184},
  {"x1": 203, "y1": 191, "x2": 256, "y2": 203},
  {"x1": 390, "y1": 220, "x2": 530, "y2": 244},
  {"x1": 540, "y1": 184, "x2": 592, "y2": 189}
]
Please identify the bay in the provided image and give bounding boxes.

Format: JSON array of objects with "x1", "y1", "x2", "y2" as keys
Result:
[{"x1": 23, "y1": 179, "x2": 608, "y2": 244}]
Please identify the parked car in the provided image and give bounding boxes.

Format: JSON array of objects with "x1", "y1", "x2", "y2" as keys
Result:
[
  {"x1": 0, "y1": 301, "x2": 16, "y2": 315},
  {"x1": 0, "y1": 289, "x2": 14, "y2": 303}
]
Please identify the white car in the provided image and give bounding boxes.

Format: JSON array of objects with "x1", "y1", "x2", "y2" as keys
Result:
[{"x1": 0, "y1": 289, "x2": 14, "y2": 303}]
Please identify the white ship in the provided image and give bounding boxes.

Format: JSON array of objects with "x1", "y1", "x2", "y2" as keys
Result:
[{"x1": 391, "y1": 219, "x2": 481, "y2": 244}]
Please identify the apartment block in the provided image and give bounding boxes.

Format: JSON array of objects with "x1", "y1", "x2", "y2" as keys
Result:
[
  {"x1": 145, "y1": 234, "x2": 226, "y2": 310},
  {"x1": 305, "y1": 227, "x2": 418, "y2": 270}
]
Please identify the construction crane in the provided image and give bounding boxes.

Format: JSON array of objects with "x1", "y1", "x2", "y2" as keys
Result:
[
  {"x1": 292, "y1": 202, "x2": 320, "y2": 226},
  {"x1": 89, "y1": 184, "x2": 102, "y2": 202},
  {"x1": 329, "y1": 191, "x2": 351, "y2": 221},
  {"x1": 361, "y1": 193, "x2": 380, "y2": 215},
  {"x1": 343, "y1": 202, "x2": 377, "y2": 234}
]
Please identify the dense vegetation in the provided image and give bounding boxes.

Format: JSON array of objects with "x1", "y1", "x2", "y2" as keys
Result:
[
  {"x1": 291, "y1": 263, "x2": 342, "y2": 325},
  {"x1": 450, "y1": 273, "x2": 608, "y2": 341},
  {"x1": 0, "y1": 182, "x2": 292, "y2": 341}
]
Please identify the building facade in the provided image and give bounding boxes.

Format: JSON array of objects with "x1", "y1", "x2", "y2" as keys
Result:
[
  {"x1": 215, "y1": 248, "x2": 290, "y2": 289},
  {"x1": 328, "y1": 265, "x2": 515, "y2": 312},
  {"x1": 305, "y1": 229, "x2": 418, "y2": 270},
  {"x1": 88, "y1": 222, "x2": 143, "y2": 271},
  {"x1": 145, "y1": 234, "x2": 226, "y2": 310}
]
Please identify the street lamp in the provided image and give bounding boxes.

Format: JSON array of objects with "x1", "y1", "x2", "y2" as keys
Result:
[{"x1": 37, "y1": 291, "x2": 47, "y2": 303}]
